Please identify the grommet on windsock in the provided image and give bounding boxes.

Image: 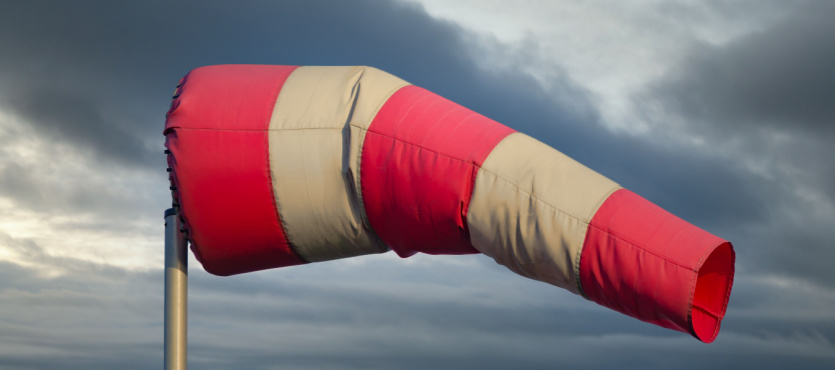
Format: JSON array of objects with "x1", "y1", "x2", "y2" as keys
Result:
[{"x1": 164, "y1": 65, "x2": 735, "y2": 343}]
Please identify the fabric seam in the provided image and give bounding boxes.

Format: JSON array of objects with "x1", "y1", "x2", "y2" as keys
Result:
[
  {"x1": 575, "y1": 186, "x2": 622, "y2": 299},
  {"x1": 266, "y1": 66, "x2": 308, "y2": 263}
]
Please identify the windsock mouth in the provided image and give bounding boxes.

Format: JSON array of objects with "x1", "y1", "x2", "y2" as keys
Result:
[{"x1": 690, "y1": 241, "x2": 735, "y2": 343}]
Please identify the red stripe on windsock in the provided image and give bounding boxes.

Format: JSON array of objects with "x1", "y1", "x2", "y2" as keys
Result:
[
  {"x1": 361, "y1": 86, "x2": 515, "y2": 257},
  {"x1": 579, "y1": 189, "x2": 735, "y2": 342},
  {"x1": 165, "y1": 65, "x2": 306, "y2": 276}
]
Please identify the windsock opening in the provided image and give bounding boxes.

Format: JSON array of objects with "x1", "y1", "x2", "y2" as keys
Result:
[
  {"x1": 578, "y1": 189, "x2": 736, "y2": 342},
  {"x1": 691, "y1": 241, "x2": 735, "y2": 343}
]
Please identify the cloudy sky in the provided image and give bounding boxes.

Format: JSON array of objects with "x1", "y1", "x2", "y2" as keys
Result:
[{"x1": 1, "y1": 0, "x2": 834, "y2": 368}]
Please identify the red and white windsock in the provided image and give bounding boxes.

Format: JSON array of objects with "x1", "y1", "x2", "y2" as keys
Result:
[{"x1": 164, "y1": 65, "x2": 735, "y2": 342}]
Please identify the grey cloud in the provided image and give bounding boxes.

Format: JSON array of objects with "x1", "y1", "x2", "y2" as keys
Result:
[
  {"x1": 647, "y1": 0, "x2": 835, "y2": 136},
  {"x1": 0, "y1": 232, "x2": 132, "y2": 281},
  {"x1": 7, "y1": 89, "x2": 157, "y2": 168},
  {"x1": 0, "y1": 146, "x2": 167, "y2": 218},
  {"x1": 0, "y1": 162, "x2": 46, "y2": 210},
  {"x1": 760, "y1": 220, "x2": 835, "y2": 286},
  {"x1": 0, "y1": 262, "x2": 161, "y2": 370}
]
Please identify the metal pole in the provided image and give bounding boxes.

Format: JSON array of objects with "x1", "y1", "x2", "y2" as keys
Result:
[{"x1": 164, "y1": 208, "x2": 187, "y2": 370}]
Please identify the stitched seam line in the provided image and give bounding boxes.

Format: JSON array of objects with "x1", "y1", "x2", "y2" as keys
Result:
[
  {"x1": 364, "y1": 130, "x2": 478, "y2": 165},
  {"x1": 355, "y1": 127, "x2": 386, "y2": 251},
  {"x1": 361, "y1": 83, "x2": 411, "y2": 130},
  {"x1": 352, "y1": 83, "x2": 409, "y2": 251},
  {"x1": 168, "y1": 127, "x2": 344, "y2": 132},
  {"x1": 264, "y1": 119, "x2": 307, "y2": 264},
  {"x1": 476, "y1": 166, "x2": 593, "y2": 225},
  {"x1": 586, "y1": 222, "x2": 696, "y2": 271},
  {"x1": 575, "y1": 186, "x2": 622, "y2": 299}
]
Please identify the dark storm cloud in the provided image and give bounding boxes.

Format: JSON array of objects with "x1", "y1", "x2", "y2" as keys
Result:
[
  {"x1": 0, "y1": 0, "x2": 593, "y2": 171},
  {"x1": 9, "y1": 89, "x2": 155, "y2": 167},
  {"x1": 648, "y1": 0, "x2": 835, "y2": 136}
]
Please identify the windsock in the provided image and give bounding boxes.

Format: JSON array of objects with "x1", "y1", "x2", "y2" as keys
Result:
[{"x1": 164, "y1": 65, "x2": 735, "y2": 343}]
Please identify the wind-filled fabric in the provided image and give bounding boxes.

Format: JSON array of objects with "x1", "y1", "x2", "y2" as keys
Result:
[{"x1": 164, "y1": 65, "x2": 735, "y2": 343}]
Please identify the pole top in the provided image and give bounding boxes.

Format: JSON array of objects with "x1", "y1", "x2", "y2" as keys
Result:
[{"x1": 164, "y1": 208, "x2": 177, "y2": 219}]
